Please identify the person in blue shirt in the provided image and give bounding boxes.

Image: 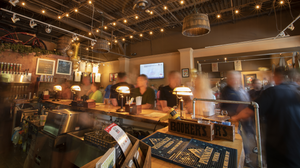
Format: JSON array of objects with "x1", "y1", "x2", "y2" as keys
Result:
[{"x1": 103, "y1": 81, "x2": 115, "y2": 103}]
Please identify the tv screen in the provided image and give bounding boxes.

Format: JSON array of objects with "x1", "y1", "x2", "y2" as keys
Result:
[{"x1": 140, "y1": 62, "x2": 164, "y2": 79}]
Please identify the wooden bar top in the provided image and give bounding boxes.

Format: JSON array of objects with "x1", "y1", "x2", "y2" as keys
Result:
[{"x1": 81, "y1": 127, "x2": 244, "y2": 168}]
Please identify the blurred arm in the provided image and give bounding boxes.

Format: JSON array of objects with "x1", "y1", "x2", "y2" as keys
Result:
[
  {"x1": 231, "y1": 107, "x2": 254, "y2": 121},
  {"x1": 160, "y1": 100, "x2": 170, "y2": 112},
  {"x1": 110, "y1": 98, "x2": 118, "y2": 106}
]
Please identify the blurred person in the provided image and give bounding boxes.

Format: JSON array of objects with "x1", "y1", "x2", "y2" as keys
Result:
[
  {"x1": 220, "y1": 71, "x2": 256, "y2": 164},
  {"x1": 159, "y1": 71, "x2": 182, "y2": 112},
  {"x1": 288, "y1": 69, "x2": 300, "y2": 85},
  {"x1": 86, "y1": 83, "x2": 103, "y2": 103},
  {"x1": 103, "y1": 81, "x2": 116, "y2": 104},
  {"x1": 248, "y1": 78, "x2": 263, "y2": 101},
  {"x1": 150, "y1": 84, "x2": 158, "y2": 98},
  {"x1": 110, "y1": 72, "x2": 134, "y2": 106},
  {"x1": 79, "y1": 76, "x2": 92, "y2": 98},
  {"x1": 131, "y1": 75, "x2": 155, "y2": 109},
  {"x1": 61, "y1": 81, "x2": 72, "y2": 99},
  {"x1": 231, "y1": 67, "x2": 300, "y2": 168},
  {"x1": 156, "y1": 84, "x2": 164, "y2": 110}
]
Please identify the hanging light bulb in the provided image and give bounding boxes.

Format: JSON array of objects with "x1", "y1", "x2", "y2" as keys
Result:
[
  {"x1": 135, "y1": 15, "x2": 139, "y2": 19},
  {"x1": 124, "y1": 19, "x2": 127, "y2": 23},
  {"x1": 112, "y1": 22, "x2": 116, "y2": 26},
  {"x1": 22, "y1": 2, "x2": 25, "y2": 5},
  {"x1": 217, "y1": 14, "x2": 221, "y2": 18},
  {"x1": 140, "y1": 33, "x2": 143, "y2": 37},
  {"x1": 256, "y1": 4, "x2": 260, "y2": 9},
  {"x1": 160, "y1": 28, "x2": 164, "y2": 32},
  {"x1": 29, "y1": 19, "x2": 37, "y2": 28},
  {"x1": 279, "y1": 0, "x2": 284, "y2": 5},
  {"x1": 149, "y1": 31, "x2": 153, "y2": 35},
  {"x1": 180, "y1": 0, "x2": 184, "y2": 5},
  {"x1": 235, "y1": 10, "x2": 239, "y2": 14},
  {"x1": 58, "y1": 16, "x2": 61, "y2": 19},
  {"x1": 42, "y1": 10, "x2": 45, "y2": 14},
  {"x1": 150, "y1": 11, "x2": 153, "y2": 15},
  {"x1": 9, "y1": 0, "x2": 19, "y2": 6},
  {"x1": 122, "y1": 38, "x2": 125, "y2": 41},
  {"x1": 164, "y1": 6, "x2": 168, "y2": 10},
  {"x1": 91, "y1": 40, "x2": 96, "y2": 46},
  {"x1": 108, "y1": 42, "x2": 111, "y2": 45},
  {"x1": 66, "y1": 13, "x2": 69, "y2": 17},
  {"x1": 130, "y1": 35, "x2": 133, "y2": 39},
  {"x1": 11, "y1": 13, "x2": 20, "y2": 23},
  {"x1": 96, "y1": 29, "x2": 99, "y2": 32},
  {"x1": 74, "y1": 8, "x2": 78, "y2": 12},
  {"x1": 88, "y1": 0, "x2": 92, "y2": 4},
  {"x1": 89, "y1": 32, "x2": 91, "y2": 35},
  {"x1": 288, "y1": 24, "x2": 295, "y2": 31},
  {"x1": 86, "y1": 47, "x2": 89, "y2": 50},
  {"x1": 45, "y1": 25, "x2": 52, "y2": 33},
  {"x1": 114, "y1": 39, "x2": 118, "y2": 43},
  {"x1": 104, "y1": 26, "x2": 107, "y2": 29}
]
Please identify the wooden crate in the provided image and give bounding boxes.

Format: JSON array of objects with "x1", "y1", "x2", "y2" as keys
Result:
[
  {"x1": 122, "y1": 134, "x2": 151, "y2": 168},
  {"x1": 168, "y1": 119, "x2": 214, "y2": 141},
  {"x1": 214, "y1": 124, "x2": 235, "y2": 141}
]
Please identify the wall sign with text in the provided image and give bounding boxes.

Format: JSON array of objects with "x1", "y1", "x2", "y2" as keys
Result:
[{"x1": 36, "y1": 58, "x2": 55, "y2": 75}]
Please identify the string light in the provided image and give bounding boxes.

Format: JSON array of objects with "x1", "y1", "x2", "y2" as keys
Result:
[
  {"x1": 149, "y1": 31, "x2": 153, "y2": 35},
  {"x1": 150, "y1": 11, "x2": 153, "y2": 15},
  {"x1": 135, "y1": 15, "x2": 138, "y2": 19},
  {"x1": 88, "y1": 0, "x2": 92, "y2": 4},
  {"x1": 180, "y1": 0, "x2": 184, "y2": 5},
  {"x1": 114, "y1": 40, "x2": 118, "y2": 43},
  {"x1": 104, "y1": 26, "x2": 107, "y2": 29},
  {"x1": 280, "y1": 0, "x2": 284, "y2": 4},
  {"x1": 22, "y1": 2, "x2": 25, "y2": 5},
  {"x1": 235, "y1": 10, "x2": 239, "y2": 14},
  {"x1": 256, "y1": 5, "x2": 260, "y2": 9},
  {"x1": 66, "y1": 13, "x2": 69, "y2": 17},
  {"x1": 112, "y1": 22, "x2": 116, "y2": 26},
  {"x1": 58, "y1": 16, "x2": 61, "y2": 19},
  {"x1": 130, "y1": 35, "x2": 133, "y2": 38},
  {"x1": 160, "y1": 28, "x2": 164, "y2": 32},
  {"x1": 108, "y1": 42, "x2": 111, "y2": 45},
  {"x1": 89, "y1": 32, "x2": 91, "y2": 35},
  {"x1": 42, "y1": 10, "x2": 45, "y2": 14},
  {"x1": 164, "y1": 6, "x2": 167, "y2": 10},
  {"x1": 96, "y1": 29, "x2": 99, "y2": 32},
  {"x1": 140, "y1": 34, "x2": 143, "y2": 37},
  {"x1": 122, "y1": 38, "x2": 125, "y2": 41},
  {"x1": 72, "y1": 40, "x2": 74, "y2": 42},
  {"x1": 217, "y1": 14, "x2": 221, "y2": 18},
  {"x1": 77, "y1": 37, "x2": 79, "y2": 41},
  {"x1": 86, "y1": 47, "x2": 89, "y2": 50},
  {"x1": 75, "y1": 8, "x2": 78, "y2": 12},
  {"x1": 91, "y1": 47, "x2": 93, "y2": 49},
  {"x1": 124, "y1": 19, "x2": 127, "y2": 23}
]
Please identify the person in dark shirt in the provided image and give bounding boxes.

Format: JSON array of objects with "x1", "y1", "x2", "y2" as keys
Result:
[
  {"x1": 131, "y1": 74, "x2": 155, "y2": 109},
  {"x1": 110, "y1": 72, "x2": 134, "y2": 106},
  {"x1": 248, "y1": 78, "x2": 263, "y2": 101},
  {"x1": 159, "y1": 71, "x2": 182, "y2": 112},
  {"x1": 231, "y1": 67, "x2": 300, "y2": 168}
]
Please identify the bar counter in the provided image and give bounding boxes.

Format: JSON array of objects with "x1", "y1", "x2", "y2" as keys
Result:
[{"x1": 81, "y1": 126, "x2": 244, "y2": 168}]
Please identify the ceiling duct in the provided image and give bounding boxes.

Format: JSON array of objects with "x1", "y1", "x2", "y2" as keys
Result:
[
  {"x1": 182, "y1": 13, "x2": 210, "y2": 37},
  {"x1": 94, "y1": 39, "x2": 110, "y2": 53}
]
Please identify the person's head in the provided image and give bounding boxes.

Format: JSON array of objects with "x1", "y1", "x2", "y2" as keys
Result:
[
  {"x1": 136, "y1": 74, "x2": 148, "y2": 88},
  {"x1": 252, "y1": 79, "x2": 262, "y2": 91},
  {"x1": 274, "y1": 67, "x2": 288, "y2": 85},
  {"x1": 168, "y1": 71, "x2": 181, "y2": 89},
  {"x1": 226, "y1": 71, "x2": 241, "y2": 90},
  {"x1": 91, "y1": 83, "x2": 100, "y2": 92},
  {"x1": 82, "y1": 76, "x2": 90, "y2": 86},
  {"x1": 117, "y1": 72, "x2": 127, "y2": 82},
  {"x1": 288, "y1": 69, "x2": 300, "y2": 85}
]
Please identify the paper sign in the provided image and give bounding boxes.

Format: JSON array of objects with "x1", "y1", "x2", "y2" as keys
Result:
[
  {"x1": 79, "y1": 62, "x2": 86, "y2": 72},
  {"x1": 234, "y1": 60, "x2": 242, "y2": 71},
  {"x1": 95, "y1": 73, "x2": 101, "y2": 83},
  {"x1": 105, "y1": 123, "x2": 132, "y2": 153},
  {"x1": 93, "y1": 64, "x2": 99, "y2": 73},
  {"x1": 86, "y1": 63, "x2": 92, "y2": 72},
  {"x1": 74, "y1": 71, "x2": 81, "y2": 82}
]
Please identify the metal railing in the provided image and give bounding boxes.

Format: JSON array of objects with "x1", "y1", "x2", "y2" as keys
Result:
[{"x1": 192, "y1": 98, "x2": 263, "y2": 168}]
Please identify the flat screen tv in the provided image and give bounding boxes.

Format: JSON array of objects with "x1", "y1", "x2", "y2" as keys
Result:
[{"x1": 140, "y1": 62, "x2": 164, "y2": 79}]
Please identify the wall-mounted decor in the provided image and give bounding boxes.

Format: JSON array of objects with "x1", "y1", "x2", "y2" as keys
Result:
[
  {"x1": 182, "y1": 68, "x2": 189, "y2": 78},
  {"x1": 56, "y1": 59, "x2": 72, "y2": 75},
  {"x1": 234, "y1": 60, "x2": 242, "y2": 71},
  {"x1": 212, "y1": 63, "x2": 218, "y2": 72},
  {"x1": 109, "y1": 73, "x2": 118, "y2": 82},
  {"x1": 244, "y1": 74, "x2": 257, "y2": 87},
  {"x1": 36, "y1": 58, "x2": 55, "y2": 76}
]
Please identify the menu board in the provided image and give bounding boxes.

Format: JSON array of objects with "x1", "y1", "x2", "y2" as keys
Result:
[
  {"x1": 56, "y1": 59, "x2": 72, "y2": 75},
  {"x1": 36, "y1": 58, "x2": 55, "y2": 75}
]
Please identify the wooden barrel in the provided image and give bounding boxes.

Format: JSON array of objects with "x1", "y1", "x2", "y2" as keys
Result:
[
  {"x1": 94, "y1": 39, "x2": 110, "y2": 53},
  {"x1": 182, "y1": 13, "x2": 210, "y2": 37}
]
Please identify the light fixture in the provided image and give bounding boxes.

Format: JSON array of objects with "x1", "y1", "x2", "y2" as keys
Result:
[
  {"x1": 182, "y1": 13, "x2": 210, "y2": 37},
  {"x1": 58, "y1": 16, "x2": 61, "y2": 19},
  {"x1": 114, "y1": 40, "x2": 118, "y2": 43},
  {"x1": 91, "y1": 40, "x2": 96, "y2": 46},
  {"x1": 288, "y1": 24, "x2": 295, "y2": 31},
  {"x1": 256, "y1": 4, "x2": 260, "y2": 9},
  {"x1": 112, "y1": 22, "x2": 116, "y2": 26},
  {"x1": 53, "y1": 85, "x2": 62, "y2": 101},
  {"x1": 71, "y1": 85, "x2": 81, "y2": 101},
  {"x1": 235, "y1": 10, "x2": 239, "y2": 14},
  {"x1": 91, "y1": 47, "x2": 93, "y2": 49},
  {"x1": 180, "y1": 0, "x2": 184, "y2": 5},
  {"x1": 72, "y1": 34, "x2": 77, "y2": 41},
  {"x1": 116, "y1": 86, "x2": 130, "y2": 112},
  {"x1": 173, "y1": 86, "x2": 193, "y2": 118},
  {"x1": 11, "y1": 13, "x2": 20, "y2": 23},
  {"x1": 42, "y1": 10, "x2": 45, "y2": 14},
  {"x1": 9, "y1": 0, "x2": 19, "y2": 6},
  {"x1": 72, "y1": 40, "x2": 74, "y2": 42},
  {"x1": 45, "y1": 25, "x2": 52, "y2": 33},
  {"x1": 140, "y1": 33, "x2": 143, "y2": 37},
  {"x1": 77, "y1": 37, "x2": 79, "y2": 41},
  {"x1": 75, "y1": 8, "x2": 78, "y2": 12},
  {"x1": 145, "y1": 9, "x2": 150, "y2": 13},
  {"x1": 217, "y1": 14, "x2": 221, "y2": 18},
  {"x1": 66, "y1": 13, "x2": 69, "y2": 17},
  {"x1": 22, "y1": 2, "x2": 25, "y2": 5},
  {"x1": 164, "y1": 6, "x2": 167, "y2": 10},
  {"x1": 135, "y1": 15, "x2": 139, "y2": 19},
  {"x1": 86, "y1": 47, "x2": 89, "y2": 50},
  {"x1": 108, "y1": 42, "x2": 111, "y2": 45},
  {"x1": 29, "y1": 19, "x2": 37, "y2": 28},
  {"x1": 279, "y1": 31, "x2": 286, "y2": 37},
  {"x1": 130, "y1": 35, "x2": 133, "y2": 38},
  {"x1": 150, "y1": 11, "x2": 153, "y2": 15},
  {"x1": 88, "y1": 0, "x2": 92, "y2": 4},
  {"x1": 124, "y1": 19, "x2": 127, "y2": 23},
  {"x1": 122, "y1": 38, "x2": 125, "y2": 41},
  {"x1": 224, "y1": 57, "x2": 227, "y2": 62},
  {"x1": 89, "y1": 32, "x2": 91, "y2": 35},
  {"x1": 96, "y1": 29, "x2": 99, "y2": 32},
  {"x1": 149, "y1": 31, "x2": 153, "y2": 35},
  {"x1": 104, "y1": 26, "x2": 107, "y2": 29},
  {"x1": 279, "y1": 0, "x2": 284, "y2": 5},
  {"x1": 160, "y1": 28, "x2": 164, "y2": 32}
]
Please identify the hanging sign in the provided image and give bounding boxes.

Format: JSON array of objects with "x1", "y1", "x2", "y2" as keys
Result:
[
  {"x1": 95, "y1": 73, "x2": 101, "y2": 83},
  {"x1": 212, "y1": 63, "x2": 218, "y2": 72},
  {"x1": 234, "y1": 60, "x2": 242, "y2": 71},
  {"x1": 86, "y1": 63, "x2": 92, "y2": 72},
  {"x1": 79, "y1": 62, "x2": 86, "y2": 72}
]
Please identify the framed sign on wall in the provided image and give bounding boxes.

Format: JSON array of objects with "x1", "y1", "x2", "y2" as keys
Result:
[
  {"x1": 182, "y1": 68, "x2": 189, "y2": 78},
  {"x1": 56, "y1": 59, "x2": 72, "y2": 75},
  {"x1": 36, "y1": 58, "x2": 55, "y2": 75}
]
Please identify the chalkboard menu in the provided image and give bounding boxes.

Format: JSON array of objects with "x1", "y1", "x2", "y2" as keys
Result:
[
  {"x1": 56, "y1": 59, "x2": 72, "y2": 75},
  {"x1": 36, "y1": 58, "x2": 55, "y2": 75}
]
